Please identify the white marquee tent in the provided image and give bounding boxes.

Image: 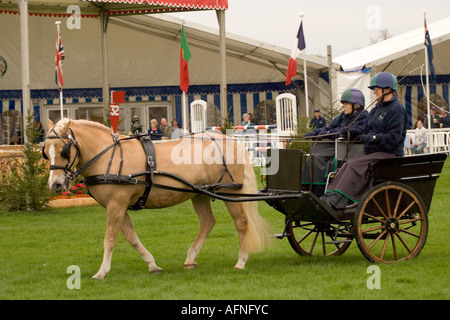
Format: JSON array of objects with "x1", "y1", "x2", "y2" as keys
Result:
[
  {"x1": 333, "y1": 16, "x2": 450, "y2": 126},
  {"x1": 0, "y1": 2, "x2": 330, "y2": 144}
]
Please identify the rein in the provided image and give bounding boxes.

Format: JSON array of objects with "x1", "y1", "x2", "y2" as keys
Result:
[{"x1": 46, "y1": 127, "x2": 242, "y2": 210}]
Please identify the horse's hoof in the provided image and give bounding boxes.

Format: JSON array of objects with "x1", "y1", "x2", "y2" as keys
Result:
[
  {"x1": 92, "y1": 273, "x2": 104, "y2": 280},
  {"x1": 149, "y1": 267, "x2": 163, "y2": 274},
  {"x1": 184, "y1": 263, "x2": 198, "y2": 270}
]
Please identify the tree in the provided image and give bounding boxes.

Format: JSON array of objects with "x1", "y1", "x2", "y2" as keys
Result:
[{"x1": 0, "y1": 112, "x2": 53, "y2": 211}]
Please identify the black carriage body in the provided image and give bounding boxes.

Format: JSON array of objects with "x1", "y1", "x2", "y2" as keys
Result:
[
  {"x1": 263, "y1": 147, "x2": 447, "y2": 262},
  {"x1": 265, "y1": 149, "x2": 447, "y2": 222},
  {"x1": 367, "y1": 153, "x2": 447, "y2": 212}
]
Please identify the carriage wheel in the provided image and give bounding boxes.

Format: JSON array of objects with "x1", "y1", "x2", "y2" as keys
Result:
[
  {"x1": 354, "y1": 182, "x2": 428, "y2": 263},
  {"x1": 285, "y1": 218, "x2": 353, "y2": 257}
]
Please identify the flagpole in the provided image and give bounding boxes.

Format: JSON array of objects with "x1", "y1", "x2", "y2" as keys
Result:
[
  {"x1": 180, "y1": 17, "x2": 188, "y2": 132},
  {"x1": 56, "y1": 21, "x2": 64, "y2": 120},
  {"x1": 300, "y1": 13, "x2": 309, "y2": 118},
  {"x1": 182, "y1": 91, "x2": 188, "y2": 132}
]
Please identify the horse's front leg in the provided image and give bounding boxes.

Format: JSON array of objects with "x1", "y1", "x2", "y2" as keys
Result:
[
  {"x1": 92, "y1": 204, "x2": 126, "y2": 280},
  {"x1": 121, "y1": 213, "x2": 163, "y2": 273}
]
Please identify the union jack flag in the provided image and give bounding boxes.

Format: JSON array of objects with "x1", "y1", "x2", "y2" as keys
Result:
[{"x1": 55, "y1": 25, "x2": 65, "y2": 88}]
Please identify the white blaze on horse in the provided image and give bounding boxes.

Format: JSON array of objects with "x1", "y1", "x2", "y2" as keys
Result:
[{"x1": 43, "y1": 118, "x2": 272, "y2": 279}]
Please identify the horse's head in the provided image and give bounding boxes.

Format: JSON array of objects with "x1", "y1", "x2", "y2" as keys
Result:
[{"x1": 42, "y1": 118, "x2": 81, "y2": 192}]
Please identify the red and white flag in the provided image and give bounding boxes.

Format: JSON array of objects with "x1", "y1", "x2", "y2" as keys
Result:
[
  {"x1": 285, "y1": 22, "x2": 306, "y2": 86},
  {"x1": 55, "y1": 25, "x2": 65, "y2": 88}
]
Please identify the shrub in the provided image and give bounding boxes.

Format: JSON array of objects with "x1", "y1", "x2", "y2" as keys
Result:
[{"x1": 0, "y1": 112, "x2": 54, "y2": 211}]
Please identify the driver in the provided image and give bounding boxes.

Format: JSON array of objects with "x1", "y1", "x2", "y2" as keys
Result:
[{"x1": 320, "y1": 72, "x2": 409, "y2": 210}]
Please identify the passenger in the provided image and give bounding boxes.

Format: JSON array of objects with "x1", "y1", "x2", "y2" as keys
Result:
[
  {"x1": 321, "y1": 72, "x2": 408, "y2": 210},
  {"x1": 302, "y1": 88, "x2": 368, "y2": 196}
]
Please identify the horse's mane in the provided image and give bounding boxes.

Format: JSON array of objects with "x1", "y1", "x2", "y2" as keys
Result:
[
  {"x1": 72, "y1": 119, "x2": 112, "y2": 133},
  {"x1": 53, "y1": 118, "x2": 112, "y2": 135}
]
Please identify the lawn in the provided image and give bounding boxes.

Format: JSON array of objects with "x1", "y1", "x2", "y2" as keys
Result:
[{"x1": 0, "y1": 158, "x2": 449, "y2": 301}]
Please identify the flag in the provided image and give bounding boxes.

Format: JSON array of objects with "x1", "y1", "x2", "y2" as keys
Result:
[
  {"x1": 424, "y1": 18, "x2": 436, "y2": 84},
  {"x1": 111, "y1": 91, "x2": 126, "y2": 104},
  {"x1": 285, "y1": 22, "x2": 306, "y2": 86},
  {"x1": 180, "y1": 25, "x2": 192, "y2": 93},
  {"x1": 55, "y1": 25, "x2": 65, "y2": 88}
]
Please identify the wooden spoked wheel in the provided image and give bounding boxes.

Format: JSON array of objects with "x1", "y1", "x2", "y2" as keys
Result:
[
  {"x1": 286, "y1": 218, "x2": 353, "y2": 257},
  {"x1": 354, "y1": 182, "x2": 428, "y2": 263}
]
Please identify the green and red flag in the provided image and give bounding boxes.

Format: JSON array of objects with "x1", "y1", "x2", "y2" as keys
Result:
[{"x1": 180, "y1": 25, "x2": 192, "y2": 93}]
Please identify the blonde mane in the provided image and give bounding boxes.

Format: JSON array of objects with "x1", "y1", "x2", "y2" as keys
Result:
[{"x1": 50, "y1": 118, "x2": 113, "y2": 136}]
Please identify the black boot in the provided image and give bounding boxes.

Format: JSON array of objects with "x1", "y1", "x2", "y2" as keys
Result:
[{"x1": 320, "y1": 191, "x2": 352, "y2": 210}]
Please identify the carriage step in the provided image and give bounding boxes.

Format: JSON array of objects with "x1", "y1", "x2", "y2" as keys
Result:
[{"x1": 325, "y1": 240, "x2": 352, "y2": 244}]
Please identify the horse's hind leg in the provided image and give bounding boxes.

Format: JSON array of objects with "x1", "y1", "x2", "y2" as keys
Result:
[
  {"x1": 224, "y1": 201, "x2": 249, "y2": 269},
  {"x1": 121, "y1": 213, "x2": 163, "y2": 273},
  {"x1": 93, "y1": 205, "x2": 126, "y2": 280},
  {"x1": 184, "y1": 195, "x2": 215, "y2": 269}
]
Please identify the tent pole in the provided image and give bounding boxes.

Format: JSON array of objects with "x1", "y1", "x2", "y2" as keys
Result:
[
  {"x1": 19, "y1": 0, "x2": 31, "y2": 144},
  {"x1": 216, "y1": 10, "x2": 227, "y2": 126},
  {"x1": 100, "y1": 9, "x2": 110, "y2": 123}
]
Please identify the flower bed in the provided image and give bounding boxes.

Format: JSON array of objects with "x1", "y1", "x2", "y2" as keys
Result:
[{"x1": 51, "y1": 183, "x2": 89, "y2": 200}]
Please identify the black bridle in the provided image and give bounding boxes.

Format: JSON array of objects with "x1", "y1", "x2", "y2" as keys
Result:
[{"x1": 42, "y1": 127, "x2": 81, "y2": 181}]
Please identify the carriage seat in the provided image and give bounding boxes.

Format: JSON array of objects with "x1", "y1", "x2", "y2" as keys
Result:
[
  {"x1": 367, "y1": 153, "x2": 447, "y2": 210},
  {"x1": 367, "y1": 153, "x2": 447, "y2": 182}
]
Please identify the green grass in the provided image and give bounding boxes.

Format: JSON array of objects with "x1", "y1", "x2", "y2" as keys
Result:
[{"x1": 0, "y1": 159, "x2": 449, "y2": 300}]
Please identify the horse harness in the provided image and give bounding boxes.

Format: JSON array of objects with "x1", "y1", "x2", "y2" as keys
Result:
[{"x1": 44, "y1": 129, "x2": 242, "y2": 211}]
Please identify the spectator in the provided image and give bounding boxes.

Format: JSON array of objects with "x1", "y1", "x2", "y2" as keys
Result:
[
  {"x1": 309, "y1": 108, "x2": 326, "y2": 129},
  {"x1": 410, "y1": 120, "x2": 427, "y2": 154},
  {"x1": 160, "y1": 117, "x2": 173, "y2": 136},
  {"x1": 148, "y1": 119, "x2": 162, "y2": 140}
]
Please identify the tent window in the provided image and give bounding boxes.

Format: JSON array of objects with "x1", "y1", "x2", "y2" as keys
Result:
[
  {"x1": 253, "y1": 99, "x2": 276, "y2": 125},
  {"x1": 0, "y1": 110, "x2": 23, "y2": 145}
]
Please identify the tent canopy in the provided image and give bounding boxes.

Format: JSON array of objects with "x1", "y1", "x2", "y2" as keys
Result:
[
  {"x1": 334, "y1": 17, "x2": 450, "y2": 77},
  {"x1": 0, "y1": 12, "x2": 328, "y2": 92},
  {"x1": 0, "y1": 0, "x2": 228, "y2": 15}
]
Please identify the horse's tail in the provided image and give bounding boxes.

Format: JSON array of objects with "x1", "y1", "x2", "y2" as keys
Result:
[{"x1": 241, "y1": 153, "x2": 273, "y2": 253}]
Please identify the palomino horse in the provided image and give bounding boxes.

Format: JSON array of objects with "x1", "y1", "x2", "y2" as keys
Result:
[{"x1": 43, "y1": 119, "x2": 272, "y2": 279}]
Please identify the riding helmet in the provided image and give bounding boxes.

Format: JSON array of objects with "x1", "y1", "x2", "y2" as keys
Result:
[
  {"x1": 368, "y1": 72, "x2": 399, "y2": 91},
  {"x1": 340, "y1": 88, "x2": 365, "y2": 108}
]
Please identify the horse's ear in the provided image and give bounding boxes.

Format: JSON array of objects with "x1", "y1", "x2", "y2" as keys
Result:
[
  {"x1": 60, "y1": 119, "x2": 71, "y2": 135},
  {"x1": 47, "y1": 119, "x2": 54, "y2": 131}
]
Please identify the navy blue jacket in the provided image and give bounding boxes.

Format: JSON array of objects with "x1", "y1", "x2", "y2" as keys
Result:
[
  {"x1": 306, "y1": 108, "x2": 368, "y2": 140},
  {"x1": 309, "y1": 116, "x2": 327, "y2": 129},
  {"x1": 363, "y1": 96, "x2": 408, "y2": 156}
]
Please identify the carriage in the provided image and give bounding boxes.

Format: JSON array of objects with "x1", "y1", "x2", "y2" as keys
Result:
[
  {"x1": 43, "y1": 119, "x2": 447, "y2": 278},
  {"x1": 261, "y1": 145, "x2": 447, "y2": 263}
]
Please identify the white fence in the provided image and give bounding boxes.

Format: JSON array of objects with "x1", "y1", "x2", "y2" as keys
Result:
[{"x1": 405, "y1": 129, "x2": 450, "y2": 155}]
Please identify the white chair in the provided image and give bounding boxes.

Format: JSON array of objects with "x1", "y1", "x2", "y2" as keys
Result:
[{"x1": 190, "y1": 100, "x2": 207, "y2": 133}]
